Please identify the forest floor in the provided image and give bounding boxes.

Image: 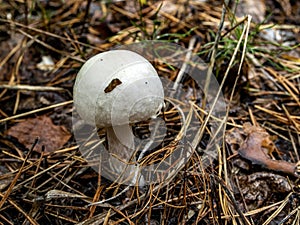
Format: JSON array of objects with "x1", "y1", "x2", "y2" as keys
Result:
[{"x1": 0, "y1": 0, "x2": 300, "y2": 224}]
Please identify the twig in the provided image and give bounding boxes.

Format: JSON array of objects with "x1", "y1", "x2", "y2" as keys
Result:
[
  {"x1": 0, "y1": 84, "x2": 66, "y2": 92},
  {"x1": 0, "y1": 100, "x2": 73, "y2": 123}
]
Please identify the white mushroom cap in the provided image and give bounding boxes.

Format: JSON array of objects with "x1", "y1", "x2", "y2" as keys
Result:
[{"x1": 74, "y1": 50, "x2": 164, "y2": 127}]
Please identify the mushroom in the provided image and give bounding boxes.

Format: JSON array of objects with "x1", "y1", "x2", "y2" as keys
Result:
[{"x1": 73, "y1": 50, "x2": 164, "y2": 183}]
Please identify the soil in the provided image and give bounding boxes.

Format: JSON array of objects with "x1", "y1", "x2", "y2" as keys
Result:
[{"x1": 0, "y1": 0, "x2": 299, "y2": 224}]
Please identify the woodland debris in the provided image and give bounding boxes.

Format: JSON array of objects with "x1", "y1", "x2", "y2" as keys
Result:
[
  {"x1": 228, "y1": 122, "x2": 300, "y2": 178},
  {"x1": 6, "y1": 115, "x2": 71, "y2": 153}
]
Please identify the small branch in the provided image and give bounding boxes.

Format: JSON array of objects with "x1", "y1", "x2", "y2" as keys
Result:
[{"x1": 0, "y1": 84, "x2": 66, "y2": 92}]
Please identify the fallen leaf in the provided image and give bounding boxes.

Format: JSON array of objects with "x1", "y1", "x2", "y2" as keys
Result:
[
  {"x1": 7, "y1": 115, "x2": 71, "y2": 153},
  {"x1": 238, "y1": 122, "x2": 300, "y2": 178}
]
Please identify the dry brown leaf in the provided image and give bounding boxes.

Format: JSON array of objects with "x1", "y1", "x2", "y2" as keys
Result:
[
  {"x1": 238, "y1": 122, "x2": 300, "y2": 178},
  {"x1": 7, "y1": 115, "x2": 71, "y2": 153}
]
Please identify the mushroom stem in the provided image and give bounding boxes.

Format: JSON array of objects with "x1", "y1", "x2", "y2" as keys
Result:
[{"x1": 106, "y1": 125, "x2": 135, "y2": 167}]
